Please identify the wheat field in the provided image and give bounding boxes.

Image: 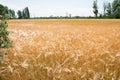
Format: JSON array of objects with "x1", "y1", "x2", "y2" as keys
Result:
[{"x1": 0, "y1": 19, "x2": 120, "y2": 80}]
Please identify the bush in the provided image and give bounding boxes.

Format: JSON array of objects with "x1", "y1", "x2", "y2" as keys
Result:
[{"x1": 0, "y1": 13, "x2": 12, "y2": 63}]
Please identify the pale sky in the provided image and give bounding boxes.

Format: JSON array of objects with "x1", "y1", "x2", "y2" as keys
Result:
[{"x1": 0, "y1": 0, "x2": 113, "y2": 17}]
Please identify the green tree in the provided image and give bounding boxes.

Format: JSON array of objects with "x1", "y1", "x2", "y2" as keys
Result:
[
  {"x1": 93, "y1": 0, "x2": 98, "y2": 17},
  {"x1": 112, "y1": 0, "x2": 120, "y2": 18},
  {"x1": 17, "y1": 7, "x2": 30, "y2": 19},
  {"x1": 0, "y1": 5, "x2": 9, "y2": 18},
  {"x1": 106, "y1": 3, "x2": 112, "y2": 16},
  {"x1": 23, "y1": 7, "x2": 30, "y2": 19},
  {"x1": 8, "y1": 9, "x2": 15, "y2": 18},
  {"x1": 22, "y1": 9, "x2": 26, "y2": 18},
  {"x1": 17, "y1": 10, "x2": 22, "y2": 19},
  {"x1": 0, "y1": 4, "x2": 12, "y2": 62},
  {"x1": 0, "y1": 4, "x2": 4, "y2": 16}
]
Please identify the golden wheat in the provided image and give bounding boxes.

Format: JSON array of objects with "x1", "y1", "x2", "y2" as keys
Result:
[{"x1": 0, "y1": 19, "x2": 120, "y2": 80}]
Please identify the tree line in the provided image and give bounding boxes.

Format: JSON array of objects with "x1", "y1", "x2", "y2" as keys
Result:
[
  {"x1": 17, "y1": 7, "x2": 30, "y2": 19},
  {"x1": 0, "y1": 4, "x2": 15, "y2": 18},
  {"x1": 93, "y1": 0, "x2": 120, "y2": 18},
  {"x1": 0, "y1": 4, "x2": 30, "y2": 19}
]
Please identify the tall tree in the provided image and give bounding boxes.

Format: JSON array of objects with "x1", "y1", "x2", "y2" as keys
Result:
[
  {"x1": 19, "y1": 7, "x2": 30, "y2": 19},
  {"x1": 93, "y1": 0, "x2": 98, "y2": 17},
  {"x1": 112, "y1": 0, "x2": 120, "y2": 18},
  {"x1": 22, "y1": 9, "x2": 26, "y2": 18},
  {"x1": 24, "y1": 7, "x2": 30, "y2": 19},
  {"x1": 17, "y1": 10, "x2": 22, "y2": 19},
  {"x1": 106, "y1": 3, "x2": 112, "y2": 16}
]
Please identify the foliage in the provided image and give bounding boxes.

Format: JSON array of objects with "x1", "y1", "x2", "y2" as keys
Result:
[
  {"x1": 93, "y1": 0, "x2": 98, "y2": 17},
  {"x1": 17, "y1": 10, "x2": 22, "y2": 19},
  {"x1": 93, "y1": 0, "x2": 120, "y2": 19},
  {"x1": 102, "y1": 2, "x2": 112, "y2": 18},
  {"x1": 8, "y1": 9, "x2": 15, "y2": 18},
  {"x1": 106, "y1": 2, "x2": 112, "y2": 16},
  {"x1": 112, "y1": 0, "x2": 120, "y2": 18},
  {"x1": 0, "y1": 20, "x2": 12, "y2": 48},
  {"x1": 23, "y1": 7, "x2": 30, "y2": 19},
  {"x1": 17, "y1": 7, "x2": 30, "y2": 19},
  {"x1": 0, "y1": 4, "x2": 15, "y2": 19},
  {"x1": 0, "y1": 4, "x2": 12, "y2": 63}
]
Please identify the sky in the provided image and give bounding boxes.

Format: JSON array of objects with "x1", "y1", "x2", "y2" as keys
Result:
[{"x1": 0, "y1": 0, "x2": 113, "y2": 17}]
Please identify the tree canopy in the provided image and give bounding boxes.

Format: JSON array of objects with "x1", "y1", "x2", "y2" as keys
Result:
[
  {"x1": 17, "y1": 7, "x2": 30, "y2": 19},
  {"x1": 0, "y1": 4, "x2": 15, "y2": 19},
  {"x1": 112, "y1": 0, "x2": 120, "y2": 18}
]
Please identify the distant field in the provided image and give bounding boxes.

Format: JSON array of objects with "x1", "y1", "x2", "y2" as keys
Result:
[
  {"x1": 0, "y1": 19, "x2": 120, "y2": 80},
  {"x1": 8, "y1": 19, "x2": 120, "y2": 31}
]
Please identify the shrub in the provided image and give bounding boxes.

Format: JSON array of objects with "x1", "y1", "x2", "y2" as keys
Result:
[{"x1": 0, "y1": 8, "x2": 12, "y2": 63}]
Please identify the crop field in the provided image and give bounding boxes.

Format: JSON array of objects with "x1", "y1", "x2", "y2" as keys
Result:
[{"x1": 0, "y1": 19, "x2": 120, "y2": 80}]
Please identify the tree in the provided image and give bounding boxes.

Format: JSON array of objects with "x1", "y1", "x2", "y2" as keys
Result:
[
  {"x1": 106, "y1": 2, "x2": 112, "y2": 16},
  {"x1": 17, "y1": 10, "x2": 22, "y2": 19},
  {"x1": 93, "y1": 0, "x2": 98, "y2": 17},
  {"x1": 23, "y1": 7, "x2": 30, "y2": 19},
  {"x1": 0, "y1": 4, "x2": 12, "y2": 62},
  {"x1": 112, "y1": 0, "x2": 120, "y2": 18},
  {"x1": 0, "y1": 4, "x2": 15, "y2": 19},
  {"x1": 22, "y1": 9, "x2": 26, "y2": 18},
  {"x1": 17, "y1": 7, "x2": 30, "y2": 19},
  {"x1": 8, "y1": 9, "x2": 15, "y2": 18},
  {"x1": 103, "y1": 2, "x2": 107, "y2": 16},
  {"x1": 0, "y1": 5, "x2": 9, "y2": 18},
  {"x1": 0, "y1": 4, "x2": 4, "y2": 16}
]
